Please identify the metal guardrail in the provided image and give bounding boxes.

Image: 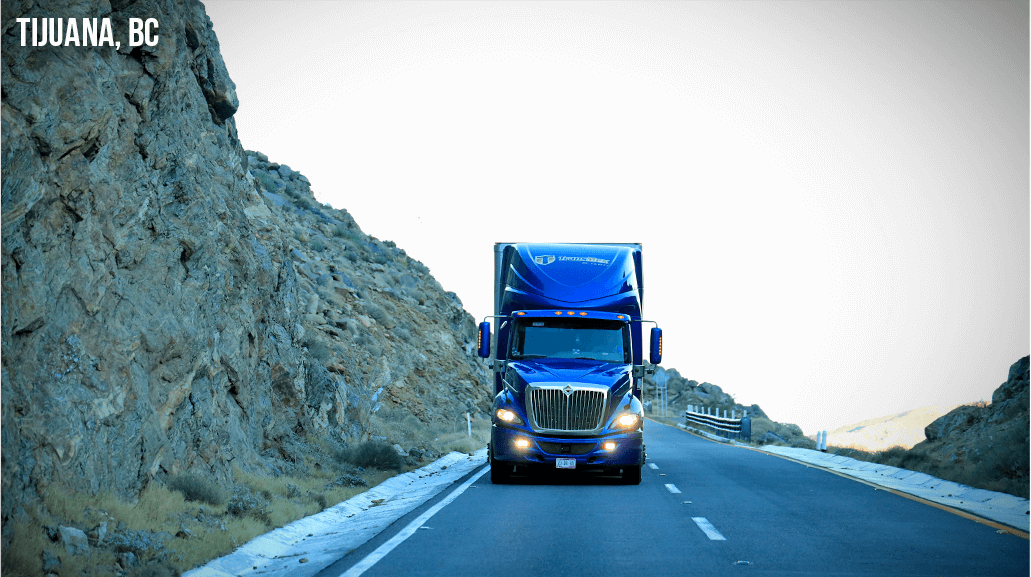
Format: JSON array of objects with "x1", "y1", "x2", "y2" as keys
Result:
[{"x1": 683, "y1": 406, "x2": 751, "y2": 442}]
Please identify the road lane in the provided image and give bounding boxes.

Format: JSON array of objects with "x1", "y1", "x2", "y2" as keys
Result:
[{"x1": 318, "y1": 420, "x2": 1028, "y2": 577}]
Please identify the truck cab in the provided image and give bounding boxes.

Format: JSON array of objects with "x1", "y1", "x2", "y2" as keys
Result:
[{"x1": 478, "y1": 243, "x2": 662, "y2": 484}]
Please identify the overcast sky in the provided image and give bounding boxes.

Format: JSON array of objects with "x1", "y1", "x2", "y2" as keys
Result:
[{"x1": 205, "y1": 1, "x2": 1028, "y2": 434}]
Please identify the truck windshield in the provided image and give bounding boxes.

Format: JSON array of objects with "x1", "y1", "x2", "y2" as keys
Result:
[{"x1": 510, "y1": 318, "x2": 631, "y2": 363}]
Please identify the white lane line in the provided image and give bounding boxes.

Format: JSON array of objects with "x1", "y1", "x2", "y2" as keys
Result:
[
  {"x1": 692, "y1": 517, "x2": 727, "y2": 541},
  {"x1": 665, "y1": 483, "x2": 681, "y2": 494},
  {"x1": 648, "y1": 463, "x2": 659, "y2": 469},
  {"x1": 339, "y1": 466, "x2": 490, "y2": 577}
]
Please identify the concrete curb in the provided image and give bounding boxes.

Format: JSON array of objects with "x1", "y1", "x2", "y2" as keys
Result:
[
  {"x1": 676, "y1": 423, "x2": 1029, "y2": 534},
  {"x1": 185, "y1": 448, "x2": 489, "y2": 577}
]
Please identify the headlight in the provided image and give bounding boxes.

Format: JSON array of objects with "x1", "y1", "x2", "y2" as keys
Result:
[
  {"x1": 615, "y1": 413, "x2": 640, "y2": 429},
  {"x1": 496, "y1": 409, "x2": 524, "y2": 425}
]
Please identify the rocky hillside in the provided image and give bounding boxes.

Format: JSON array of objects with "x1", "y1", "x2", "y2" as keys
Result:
[
  {"x1": 907, "y1": 356, "x2": 1029, "y2": 498},
  {"x1": 642, "y1": 365, "x2": 815, "y2": 447},
  {"x1": 1, "y1": 0, "x2": 489, "y2": 559}
]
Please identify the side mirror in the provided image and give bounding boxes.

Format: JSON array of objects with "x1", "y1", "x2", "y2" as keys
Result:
[
  {"x1": 649, "y1": 327, "x2": 662, "y2": 365},
  {"x1": 478, "y1": 322, "x2": 491, "y2": 358}
]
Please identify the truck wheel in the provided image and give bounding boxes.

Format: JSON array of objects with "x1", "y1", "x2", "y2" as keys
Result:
[
  {"x1": 489, "y1": 447, "x2": 511, "y2": 484},
  {"x1": 621, "y1": 465, "x2": 642, "y2": 485}
]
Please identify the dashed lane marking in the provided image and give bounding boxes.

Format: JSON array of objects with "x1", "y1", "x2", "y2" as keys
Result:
[
  {"x1": 665, "y1": 484, "x2": 681, "y2": 494},
  {"x1": 692, "y1": 517, "x2": 727, "y2": 541}
]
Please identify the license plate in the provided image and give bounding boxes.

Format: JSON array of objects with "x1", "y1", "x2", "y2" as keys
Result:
[{"x1": 556, "y1": 458, "x2": 576, "y2": 469}]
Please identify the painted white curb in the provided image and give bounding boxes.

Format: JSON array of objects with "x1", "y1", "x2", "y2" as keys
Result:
[{"x1": 185, "y1": 448, "x2": 488, "y2": 577}]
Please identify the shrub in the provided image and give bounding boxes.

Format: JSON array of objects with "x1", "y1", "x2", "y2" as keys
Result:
[
  {"x1": 308, "y1": 492, "x2": 328, "y2": 511},
  {"x1": 167, "y1": 473, "x2": 224, "y2": 506},
  {"x1": 365, "y1": 303, "x2": 389, "y2": 325},
  {"x1": 336, "y1": 441, "x2": 403, "y2": 471},
  {"x1": 227, "y1": 486, "x2": 271, "y2": 525},
  {"x1": 285, "y1": 483, "x2": 301, "y2": 499}
]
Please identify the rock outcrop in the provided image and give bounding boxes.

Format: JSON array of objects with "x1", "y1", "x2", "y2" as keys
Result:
[
  {"x1": 909, "y1": 356, "x2": 1029, "y2": 497},
  {"x1": 642, "y1": 364, "x2": 768, "y2": 420},
  {"x1": 1, "y1": 0, "x2": 489, "y2": 555}
]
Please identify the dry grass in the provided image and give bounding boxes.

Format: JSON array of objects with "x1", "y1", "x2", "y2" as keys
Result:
[
  {"x1": 4, "y1": 412, "x2": 563, "y2": 575},
  {"x1": 4, "y1": 443, "x2": 421, "y2": 577},
  {"x1": 369, "y1": 408, "x2": 490, "y2": 456}
]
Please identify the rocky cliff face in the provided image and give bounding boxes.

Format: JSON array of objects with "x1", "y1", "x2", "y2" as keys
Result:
[
  {"x1": 912, "y1": 356, "x2": 1029, "y2": 497},
  {"x1": 1, "y1": 0, "x2": 489, "y2": 549}
]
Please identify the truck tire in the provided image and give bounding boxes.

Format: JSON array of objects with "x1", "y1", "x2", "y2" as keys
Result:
[
  {"x1": 621, "y1": 465, "x2": 642, "y2": 485},
  {"x1": 489, "y1": 447, "x2": 511, "y2": 484}
]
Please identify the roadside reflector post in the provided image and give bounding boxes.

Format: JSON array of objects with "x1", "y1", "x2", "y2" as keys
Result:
[{"x1": 467, "y1": 413, "x2": 472, "y2": 437}]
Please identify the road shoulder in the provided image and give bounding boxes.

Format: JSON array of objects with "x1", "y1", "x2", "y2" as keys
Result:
[
  {"x1": 185, "y1": 448, "x2": 489, "y2": 577},
  {"x1": 664, "y1": 420, "x2": 1030, "y2": 537}
]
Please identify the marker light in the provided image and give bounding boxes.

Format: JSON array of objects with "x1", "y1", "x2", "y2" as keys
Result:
[
  {"x1": 554, "y1": 311, "x2": 563, "y2": 315},
  {"x1": 602, "y1": 442, "x2": 617, "y2": 451},
  {"x1": 516, "y1": 312, "x2": 525, "y2": 315},
  {"x1": 567, "y1": 311, "x2": 575, "y2": 315},
  {"x1": 496, "y1": 409, "x2": 524, "y2": 426},
  {"x1": 617, "y1": 315, "x2": 625, "y2": 320},
  {"x1": 514, "y1": 438, "x2": 531, "y2": 450},
  {"x1": 579, "y1": 312, "x2": 587, "y2": 316},
  {"x1": 615, "y1": 414, "x2": 640, "y2": 429}
]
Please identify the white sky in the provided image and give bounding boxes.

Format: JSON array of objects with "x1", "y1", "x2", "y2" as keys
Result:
[{"x1": 205, "y1": 1, "x2": 1029, "y2": 434}]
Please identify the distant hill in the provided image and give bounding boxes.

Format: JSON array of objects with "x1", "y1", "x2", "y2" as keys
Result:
[
  {"x1": 824, "y1": 405, "x2": 963, "y2": 452},
  {"x1": 826, "y1": 356, "x2": 1029, "y2": 499}
]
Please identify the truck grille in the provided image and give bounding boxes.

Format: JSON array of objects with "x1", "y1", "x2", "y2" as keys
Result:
[
  {"x1": 537, "y1": 441, "x2": 596, "y2": 455},
  {"x1": 528, "y1": 386, "x2": 607, "y2": 432}
]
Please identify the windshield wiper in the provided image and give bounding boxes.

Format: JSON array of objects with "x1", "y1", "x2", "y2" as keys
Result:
[{"x1": 512, "y1": 353, "x2": 550, "y2": 360}]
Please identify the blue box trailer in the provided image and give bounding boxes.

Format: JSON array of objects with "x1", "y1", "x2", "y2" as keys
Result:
[{"x1": 478, "y1": 243, "x2": 662, "y2": 484}]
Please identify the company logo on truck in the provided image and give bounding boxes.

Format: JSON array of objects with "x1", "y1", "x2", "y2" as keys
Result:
[
  {"x1": 558, "y1": 256, "x2": 610, "y2": 265},
  {"x1": 534, "y1": 255, "x2": 609, "y2": 266}
]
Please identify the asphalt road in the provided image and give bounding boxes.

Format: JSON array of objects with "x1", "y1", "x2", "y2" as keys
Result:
[{"x1": 316, "y1": 420, "x2": 1029, "y2": 577}]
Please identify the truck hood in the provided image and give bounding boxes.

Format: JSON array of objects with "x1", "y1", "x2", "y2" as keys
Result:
[{"x1": 506, "y1": 358, "x2": 631, "y2": 395}]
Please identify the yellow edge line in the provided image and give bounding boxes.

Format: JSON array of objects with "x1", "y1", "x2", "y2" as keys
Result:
[{"x1": 649, "y1": 418, "x2": 1030, "y2": 540}]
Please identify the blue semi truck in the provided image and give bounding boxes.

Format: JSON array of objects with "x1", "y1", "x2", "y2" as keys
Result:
[{"x1": 477, "y1": 243, "x2": 662, "y2": 484}]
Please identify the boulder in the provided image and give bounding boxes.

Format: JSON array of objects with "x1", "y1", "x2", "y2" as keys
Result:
[
  {"x1": 59, "y1": 526, "x2": 89, "y2": 556},
  {"x1": 993, "y1": 356, "x2": 1029, "y2": 404}
]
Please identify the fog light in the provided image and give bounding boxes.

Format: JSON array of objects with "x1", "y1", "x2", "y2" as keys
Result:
[
  {"x1": 602, "y1": 441, "x2": 617, "y2": 451},
  {"x1": 514, "y1": 438, "x2": 531, "y2": 450}
]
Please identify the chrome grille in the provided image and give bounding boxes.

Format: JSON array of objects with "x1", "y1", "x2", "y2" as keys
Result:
[{"x1": 528, "y1": 386, "x2": 607, "y2": 432}]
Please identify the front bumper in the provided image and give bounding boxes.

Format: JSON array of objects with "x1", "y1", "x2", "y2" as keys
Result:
[{"x1": 491, "y1": 424, "x2": 643, "y2": 467}]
